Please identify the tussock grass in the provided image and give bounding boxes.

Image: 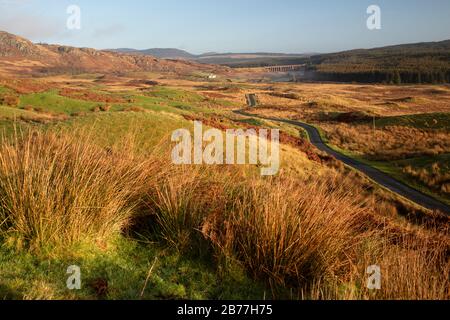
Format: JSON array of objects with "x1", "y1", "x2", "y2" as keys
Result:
[
  {"x1": 322, "y1": 123, "x2": 450, "y2": 161},
  {"x1": 404, "y1": 162, "x2": 450, "y2": 196},
  {"x1": 0, "y1": 130, "x2": 159, "y2": 250},
  {"x1": 144, "y1": 166, "x2": 244, "y2": 252},
  {"x1": 0, "y1": 129, "x2": 447, "y2": 299},
  {"x1": 143, "y1": 165, "x2": 449, "y2": 299},
  {"x1": 203, "y1": 176, "x2": 371, "y2": 288},
  {"x1": 375, "y1": 238, "x2": 449, "y2": 300}
]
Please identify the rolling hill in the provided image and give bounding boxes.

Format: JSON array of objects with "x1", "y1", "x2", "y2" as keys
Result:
[
  {"x1": 306, "y1": 40, "x2": 450, "y2": 83},
  {"x1": 0, "y1": 31, "x2": 225, "y2": 76},
  {"x1": 204, "y1": 40, "x2": 450, "y2": 84},
  {"x1": 109, "y1": 48, "x2": 196, "y2": 59}
]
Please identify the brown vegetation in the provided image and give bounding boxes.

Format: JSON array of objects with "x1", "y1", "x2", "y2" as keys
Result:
[
  {"x1": 1, "y1": 79, "x2": 55, "y2": 94},
  {"x1": 144, "y1": 157, "x2": 449, "y2": 299},
  {"x1": 59, "y1": 88, "x2": 126, "y2": 103},
  {"x1": 0, "y1": 94, "x2": 19, "y2": 107},
  {"x1": 0, "y1": 131, "x2": 163, "y2": 249},
  {"x1": 182, "y1": 114, "x2": 332, "y2": 164},
  {"x1": 267, "y1": 91, "x2": 301, "y2": 100},
  {"x1": 99, "y1": 104, "x2": 112, "y2": 112},
  {"x1": 404, "y1": 163, "x2": 450, "y2": 195},
  {"x1": 322, "y1": 123, "x2": 450, "y2": 161},
  {"x1": 0, "y1": 129, "x2": 447, "y2": 299}
]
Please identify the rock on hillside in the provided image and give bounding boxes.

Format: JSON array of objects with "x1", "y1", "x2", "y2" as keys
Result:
[{"x1": 0, "y1": 31, "x2": 49, "y2": 57}]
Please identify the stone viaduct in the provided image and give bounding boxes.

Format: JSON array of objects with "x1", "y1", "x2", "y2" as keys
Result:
[{"x1": 265, "y1": 64, "x2": 305, "y2": 72}]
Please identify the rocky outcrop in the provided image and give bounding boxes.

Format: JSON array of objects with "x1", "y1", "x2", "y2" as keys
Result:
[{"x1": 0, "y1": 31, "x2": 46, "y2": 57}]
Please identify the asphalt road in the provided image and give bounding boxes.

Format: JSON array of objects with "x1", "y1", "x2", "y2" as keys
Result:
[{"x1": 234, "y1": 110, "x2": 450, "y2": 214}]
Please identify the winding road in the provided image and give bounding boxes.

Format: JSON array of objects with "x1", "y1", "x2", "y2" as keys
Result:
[{"x1": 234, "y1": 110, "x2": 450, "y2": 214}]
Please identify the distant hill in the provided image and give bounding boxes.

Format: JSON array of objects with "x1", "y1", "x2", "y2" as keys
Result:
[
  {"x1": 0, "y1": 31, "x2": 225, "y2": 76},
  {"x1": 305, "y1": 40, "x2": 450, "y2": 84},
  {"x1": 196, "y1": 52, "x2": 314, "y2": 67},
  {"x1": 110, "y1": 48, "x2": 196, "y2": 59},
  {"x1": 141, "y1": 48, "x2": 196, "y2": 59},
  {"x1": 194, "y1": 53, "x2": 313, "y2": 67},
  {"x1": 107, "y1": 48, "x2": 312, "y2": 67}
]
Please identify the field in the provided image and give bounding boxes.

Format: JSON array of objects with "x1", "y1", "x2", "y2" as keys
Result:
[
  {"x1": 244, "y1": 83, "x2": 450, "y2": 205},
  {"x1": 0, "y1": 72, "x2": 449, "y2": 300}
]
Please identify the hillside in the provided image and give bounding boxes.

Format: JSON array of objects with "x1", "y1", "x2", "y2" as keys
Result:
[
  {"x1": 110, "y1": 48, "x2": 196, "y2": 59},
  {"x1": 0, "y1": 31, "x2": 225, "y2": 76},
  {"x1": 177, "y1": 40, "x2": 450, "y2": 84},
  {"x1": 108, "y1": 47, "x2": 312, "y2": 67},
  {"x1": 305, "y1": 40, "x2": 450, "y2": 84},
  {"x1": 0, "y1": 74, "x2": 448, "y2": 300}
]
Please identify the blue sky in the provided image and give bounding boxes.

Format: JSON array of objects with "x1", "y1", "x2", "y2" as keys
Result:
[{"x1": 1, "y1": 0, "x2": 449, "y2": 54}]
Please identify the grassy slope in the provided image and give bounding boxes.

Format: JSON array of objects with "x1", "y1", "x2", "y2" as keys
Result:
[
  {"x1": 369, "y1": 114, "x2": 450, "y2": 205},
  {"x1": 0, "y1": 105, "x2": 42, "y2": 119},
  {"x1": 0, "y1": 83, "x2": 287, "y2": 300},
  {"x1": 9, "y1": 85, "x2": 448, "y2": 209},
  {"x1": 323, "y1": 141, "x2": 450, "y2": 207},
  {"x1": 19, "y1": 90, "x2": 100, "y2": 114},
  {"x1": 292, "y1": 117, "x2": 450, "y2": 208},
  {"x1": 2, "y1": 81, "x2": 447, "y2": 300},
  {"x1": 376, "y1": 112, "x2": 450, "y2": 130},
  {"x1": 300, "y1": 108, "x2": 450, "y2": 207}
]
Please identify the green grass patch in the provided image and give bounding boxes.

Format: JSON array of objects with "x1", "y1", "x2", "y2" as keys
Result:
[
  {"x1": 145, "y1": 86, "x2": 204, "y2": 103},
  {"x1": 0, "y1": 85, "x2": 14, "y2": 95},
  {"x1": 19, "y1": 90, "x2": 100, "y2": 114},
  {"x1": 46, "y1": 111, "x2": 191, "y2": 152},
  {"x1": 0, "y1": 237, "x2": 267, "y2": 300},
  {"x1": 0, "y1": 105, "x2": 41, "y2": 120}
]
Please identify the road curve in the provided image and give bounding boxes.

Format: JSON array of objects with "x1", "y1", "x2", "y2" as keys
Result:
[{"x1": 234, "y1": 110, "x2": 450, "y2": 214}]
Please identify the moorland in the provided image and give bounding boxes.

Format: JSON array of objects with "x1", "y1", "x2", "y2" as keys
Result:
[{"x1": 0, "y1": 31, "x2": 448, "y2": 300}]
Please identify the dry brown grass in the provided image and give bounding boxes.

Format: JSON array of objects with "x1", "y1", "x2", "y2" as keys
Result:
[
  {"x1": 373, "y1": 237, "x2": 449, "y2": 300},
  {"x1": 322, "y1": 123, "x2": 450, "y2": 161},
  {"x1": 0, "y1": 128, "x2": 447, "y2": 299},
  {"x1": 99, "y1": 104, "x2": 112, "y2": 112},
  {"x1": 0, "y1": 94, "x2": 20, "y2": 107},
  {"x1": 404, "y1": 163, "x2": 450, "y2": 195},
  {"x1": 0, "y1": 130, "x2": 161, "y2": 250},
  {"x1": 143, "y1": 163, "x2": 449, "y2": 299},
  {"x1": 122, "y1": 106, "x2": 146, "y2": 113},
  {"x1": 203, "y1": 175, "x2": 371, "y2": 288},
  {"x1": 0, "y1": 79, "x2": 54, "y2": 94}
]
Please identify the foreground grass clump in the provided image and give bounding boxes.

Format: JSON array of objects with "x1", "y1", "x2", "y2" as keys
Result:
[
  {"x1": 374, "y1": 237, "x2": 449, "y2": 300},
  {"x1": 208, "y1": 177, "x2": 370, "y2": 288},
  {"x1": 0, "y1": 129, "x2": 447, "y2": 300},
  {"x1": 147, "y1": 170, "x2": 371, "y2": 290},
  {"x1": 145, "y1": 166, "x2": 449, "y2": 299},
  {"x1": 0, "y1": 130, "x2": 156, "y2": 250}
]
